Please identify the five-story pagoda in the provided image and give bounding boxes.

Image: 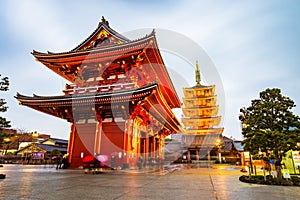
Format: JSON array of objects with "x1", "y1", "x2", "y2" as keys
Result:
[
  {"x1": 181, "y1": 61, "x2": 223, "y2": 162},
  {"x1": 15, "y1": 17, "x2": 182, "y2": 168}
]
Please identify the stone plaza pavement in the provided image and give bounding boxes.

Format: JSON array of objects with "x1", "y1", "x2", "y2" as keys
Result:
[{"x1": 1, "y1": 164, "x2": 299, "y2": 200}]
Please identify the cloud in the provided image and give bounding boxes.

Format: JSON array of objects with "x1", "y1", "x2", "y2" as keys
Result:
[{"x1": 1, "y1": 0, "x2": 300, "y2": 140}]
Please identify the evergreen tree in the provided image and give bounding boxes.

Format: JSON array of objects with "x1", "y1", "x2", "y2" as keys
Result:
[
  {"x1": 0, "y1": 74, "x2": 11, "y2": 146},
  {"x1": 239, "y1": 88, "x2": 300, "y2": 179}
]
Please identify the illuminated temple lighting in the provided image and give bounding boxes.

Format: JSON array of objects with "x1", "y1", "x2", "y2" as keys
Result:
[
  {"x1": 15, "y1": 17, "x2": 182, "y2": 168},
  {"x1": 181, "y1": 61, "x2": 224, "y2": 162}
]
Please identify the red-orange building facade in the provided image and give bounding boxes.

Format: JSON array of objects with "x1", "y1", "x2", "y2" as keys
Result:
[{"x1": 16, "y1": 17, "x2": 182, "y2": 168}]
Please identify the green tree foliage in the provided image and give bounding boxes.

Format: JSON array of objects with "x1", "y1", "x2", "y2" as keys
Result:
[
  {"x1": 239, "y1": 88, "x2": 300, "y2": 178},
  {"x1": 50, "y1": 149, "x2": 62, "y2": 157},
  {"x1": 0, "y1": 74, "x2": 11, "y2": 146},
  {"x1": 0, "y1": 74, "x2": 9, "y2": 91}
]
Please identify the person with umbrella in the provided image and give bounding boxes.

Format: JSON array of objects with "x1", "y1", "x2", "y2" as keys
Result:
[
  {"x1": 83, "y1": 155, "x2": 95, "y2": 174},
  {"x1": 97, "y1": 155, "x2": 108, "y2": 166}
]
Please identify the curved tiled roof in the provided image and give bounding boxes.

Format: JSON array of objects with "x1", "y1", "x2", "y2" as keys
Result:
[
  {"x1": 41, "y1": 138, "x2": 68, "y2": 145},
  {"x1": 31, "y1": 19, "x2": 155, "y2": 57},
  {"x1": 15, "y1": 82, "x2": 158, "y2": 104},
  {"x1": 72, "y1": 16, "x2": 130, "y2": 51},
  {"x1": 31, "y1": 31, "x2": 155, "y2": 58},
  {"x1": 36, "y1": 143, "x2": 67, "y2": 153}
]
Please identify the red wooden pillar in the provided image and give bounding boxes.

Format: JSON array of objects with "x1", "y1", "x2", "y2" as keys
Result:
[
  {"x1": 160, "y1": 137, "x2": 164, "y2": 160},
  {"x1": 149, "y1": 136, "x2": 153, "y2": 158},
  {"x1": 145, "y1": 132, "x2": 149, "y2": 162},
  {"x1": 94, "y1": 121, "x2": 102, "y2": 155},
  {"x1": 94, "y1": 107, "x2": 103, "y2": 155},
  {"x1": 123, "y1": 120, "x2": 132, "y2": 165},
  {"x1": 187, "y1": 150, "x2": 191, "y2": 162},
  {"x1": 67, "y1": 123, "x2": 75, "y2": 165},
  {"x1": 195, "y1": 150, "x2": 199, "y2": 160},
  {"x1": 153, "y1": 137, "x2": 156, "y2": 159}
]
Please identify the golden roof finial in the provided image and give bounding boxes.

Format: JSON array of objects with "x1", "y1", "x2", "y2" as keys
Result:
[{"x1": 195, "y1": 60, "x2": 201, "y2": 86}]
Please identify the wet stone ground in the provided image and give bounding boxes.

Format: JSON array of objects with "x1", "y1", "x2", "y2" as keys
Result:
[{"x1": 1, "y1": 164, "x2": 300, "y2": 200}]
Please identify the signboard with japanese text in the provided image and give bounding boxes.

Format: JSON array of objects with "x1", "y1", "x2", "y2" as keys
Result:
[
  {"x1": 33, "y1": 152, "x2": 44, "y2": 160},
  {"x1": 292, "y1": 151, "x2": 300, "y2": 167}
]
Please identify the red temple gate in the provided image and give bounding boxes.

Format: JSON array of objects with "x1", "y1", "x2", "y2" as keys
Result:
[{"x1": 16, "y1": 17, "x2": 182, "y2": 168}]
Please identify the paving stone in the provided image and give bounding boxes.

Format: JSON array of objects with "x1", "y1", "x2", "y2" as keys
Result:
[{"x1": 0, "y1": 164, "x2": 299, "y2": 200}]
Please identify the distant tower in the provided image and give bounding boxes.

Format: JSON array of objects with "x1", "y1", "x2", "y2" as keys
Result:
[{"x1": 181, "y1": 61, "x2": 223, "y2": 162}]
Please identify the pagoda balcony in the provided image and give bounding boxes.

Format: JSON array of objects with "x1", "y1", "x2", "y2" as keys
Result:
[
  {"x1": 183, "y1": 86, "x2": 215, "y2": 98},
  {"x1": 182, "y1": 96, "x2": 217, "y2": 108},
  {"x1": 183, "y1": 128, "x2": 224, "y2": 135},
  {"x1": 181, "y1": 116, "x2": 222, "y2": 128},
  {"x1": 182, "y1": 106, "x2": 219, "y2": 118},
  {"x1": 63, "y1": 82, "x2": 135, "y2": 95},
  {"x1": 181, "y1": 134, "x2": 222, "y2": 148}
]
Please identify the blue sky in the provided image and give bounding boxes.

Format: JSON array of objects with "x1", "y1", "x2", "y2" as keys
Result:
[{"x1": 1, "y1": 0, "x2": 300, "y2": 140}]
